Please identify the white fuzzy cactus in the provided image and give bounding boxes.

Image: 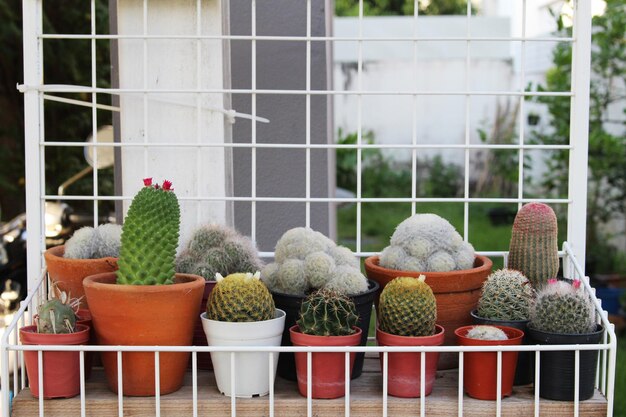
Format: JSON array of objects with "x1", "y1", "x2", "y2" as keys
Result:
[
  {"x1": 379, "y1": 213, "x2": 475, "y2": 272},
  {"x1": 64, "y1": 224, "x2": 122, "y2": 259},
  {"x1": 262, "y1": 227, "x2": 368, "y2": 296},
  {"x1": 466, "y1": 325, "x2": 508, "y2": 341}
]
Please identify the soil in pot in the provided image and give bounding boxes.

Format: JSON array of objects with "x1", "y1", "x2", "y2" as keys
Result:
[
  {"x1": 83, "y1": 272, "x2": 204, "y2": 396},
  {"x1": 455, "y1": 325, "x2": 524, "y2": 400},
  {"x1": 201, "y1": 309, "x2": 285, "y2": 398},
  {"x1": 20, "y1": 324, "x2": 90, "y2": 399},
  {"x1": 273, "y1": 279, "x2": 378, "y2": 381},
  {"x1": 45, "y1": 245, "x2": 118, "y2": 309},
  {"x1": 376, "y1": 324, "x2": 445, "y2": 398},
  {"x1": 470, "y1": 310, "x2": 533, "y2": 385},
  {"x1": 365, "y1": 255, "x2": 492, "y2": 369},
  {"x1": 527, "y1": 325, "x2": 604, "y2": 401},
  {"x1": 290, "y1": 325, "x2": 362, "y2": 399},
  {"x1": 189, "y1": 281, "x2": 217, "y2": 370}
]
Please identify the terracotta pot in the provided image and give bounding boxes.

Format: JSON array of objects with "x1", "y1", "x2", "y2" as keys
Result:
[
  {"x1": 364, "y1": 255, "x2": 492, "y2": 369},
  {"x1": 20, "y1": 324, "x2": 90, "y2": 399},
  {"x1": 76, "y1": 309, "x2": 95, "y2": 379},
  {"x1": 83, "y1": 272, "x2": 204, "y2": 396},
  {"x1": 189, "y1": 281, "x2": 217, "y2": 370},
  {"x1": 455, "y1": 325, "x2": 524, "y2": 400},
  {"x1": 376, "y1": 325, "x2": 445, "y2": 398},
  {"x1": 44, "y1": 245, "x2": 118, "y2": 309},
  {"x1": 290, "y1": 325, "x2": 362, "y2": 399}
]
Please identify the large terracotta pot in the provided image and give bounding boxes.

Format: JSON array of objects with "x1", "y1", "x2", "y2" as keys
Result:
[
  {"x1": 44, "y1": 245, "x2": 118, "y2": 309},
  {"x1": 364, "y1": 254, "x2": 492, "y2": 369},
  {"x1": 20, "y1": 324, "x2": 90, "y2": 399},
  {"x1": 83, "y1": 272, "x2": 204, "y2": 396}
]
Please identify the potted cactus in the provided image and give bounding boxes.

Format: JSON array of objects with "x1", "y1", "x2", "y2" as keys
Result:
[
  {"x1": 364, "y1": 213, "x2": 492, "y2": 368},
  {"x1": 177, "y1": 224, "x2": 263, "y2": 369},
  {"x1": 200, "y1": 272, "x2": 285, "y2": 397},
  {"x1": 455, "y1": 325, "x2": 524, "y2": 400},
  {"x1": 289, "y1": 289, "x2": 362, "y2": 399},
  {"x1": 83, "y1": 178, "x2": 205, "y2": 396},
  {"x1": 508, "y1": 202, "x2": 559, "y2": 289},
  {"x1": 44, "y1": 223, "x2": 121, "y2": 309},
  {"x1": 376, "y1": 276, "x2": 445, "y2": 398},
  {"x1": 20, "y1": 294, "x2": 90, "y2": 398},
  {"x1": 262, "y1": 227, "x2": 378, "y2": 380},
  {"x1": 471, "y1": 269, "x2": 535, "y2": 385},
  {"x1": 527, "y1": 278, "x2": 604, "y2": 401}
]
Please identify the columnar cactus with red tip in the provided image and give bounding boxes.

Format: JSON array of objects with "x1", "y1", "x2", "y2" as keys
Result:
[{"x1": 507, "y1": 202, "x2": 559, "y2": 289}]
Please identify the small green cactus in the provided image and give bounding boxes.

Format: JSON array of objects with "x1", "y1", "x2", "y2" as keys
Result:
[
  {"x1": 297, "y1": 289, "x2": 359, "y2": 336},
  {"x1": 64, "y1": 223, "x2": 122, "y2": 259},
  {"x1": 466, "y1": 325, "x2": 508, "y2": 341},
  {"x1": 36, "y1": 286, "x2": 82, "y2": 334},
  {"x1": 530, "y1": 279, "x2": 596, "y2": 334},
  {"x1": 508, "y1": 202, "x2": 559, "y2": 288},
  {"x1": 116, "y1": 178, "x2": 180, "y2": 285},
  {"x1": 176, "y1": 224, "x2": 263, "y2": 281},
  {"x1": 477, "y1": 269, "x2": 534, "y2": 321},
  {"x1": 206, "y1": 272, "x2": 275, "y2": 322},
  {"x1": 378, "y1": 276, "x2": 437, "y2": 337}
]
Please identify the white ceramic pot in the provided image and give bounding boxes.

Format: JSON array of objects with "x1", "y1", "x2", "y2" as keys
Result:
[{"x1": 200, "y1": 309, "x2": 286, "y2": 398}]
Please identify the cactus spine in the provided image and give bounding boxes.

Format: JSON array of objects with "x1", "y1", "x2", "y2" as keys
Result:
[
  {"x1": 508, "y1": 202, "x2": 559, "y2": 288},
  {"x1": 206, "y1": 272, "x2": 275, "y2": 322},
  {"x1": 297, "y1": 289, "x2": 359, "y2": 336},
  {"x1": 116, "y1": 179, "x2": 180, "y2": 285},
  {"x1": 477, "y1": 269, "x2": 534, "y2": 321},
  {"x1": 466, "y1": 325, "x2": 508, "y2": 341},
  {"x1": 530, "y1": 279, "x2": 596, "y2": 334},
  {"x1": 378, "y1": 276, "x2": 437, "y2": 337}
]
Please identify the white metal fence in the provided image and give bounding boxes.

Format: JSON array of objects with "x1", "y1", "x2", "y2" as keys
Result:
[{"x1": 1, "y1": 0, "x2": 618, "y2": 415}]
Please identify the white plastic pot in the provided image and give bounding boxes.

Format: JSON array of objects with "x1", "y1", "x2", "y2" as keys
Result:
[{"x1": 200, "y1": 309, "x2": 286, "y2": 398}]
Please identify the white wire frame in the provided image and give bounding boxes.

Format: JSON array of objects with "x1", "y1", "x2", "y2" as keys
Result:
[{"x1": 1, "y1": 0, "x2": 617, "y2": 416}]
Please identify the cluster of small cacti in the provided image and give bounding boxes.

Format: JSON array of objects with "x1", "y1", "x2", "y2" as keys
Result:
[
  {"x1": 378, "y1": 276, "x2": 437, "y2": 337},
  {"x1": 297, "y1": 288, "x2": 358, "y2": 336},
  {"x1": 508, "y1": 202, "x2": 559, "y2": 288},
  {"x1": 477, "y1": 269, "x2": 534, "y2": 321},
  {"x1": 530, "y1": 279, "x2": 596, "y2": 334},
  {"x1": 64, "y1": 224, "x2": 122, "y2": 259},
  {"x1": 116, "y1": 178, "x2": 180, "y2": 285},
  {"x1": 176, "y1": 224, "x2": 262, "y2": 281},
  {"x1": 379, "y1": 214, "x2": 475, "y2": 272},
  {"x1": 466, "y1": 325, "x2": 508, "y2": 341},
  {"x1": 261, "y1": 227, "x2": 369, "y2": 296},
  {"x1": 206, "y1": 272, "x2": 275, "y2": 322}
]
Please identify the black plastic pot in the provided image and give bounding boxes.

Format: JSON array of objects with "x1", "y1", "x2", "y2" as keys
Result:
[
  {"x1": 272, "y1": 279, "x2": 379, "y2": 381},
  {"x1": 471, "y1": 310, "x2": 533, "y2": 385},
  {"x1": 527, "y1": 325, "x2": 604, "y2": 401}
]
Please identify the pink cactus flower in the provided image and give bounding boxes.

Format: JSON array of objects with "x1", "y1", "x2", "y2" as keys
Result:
[
  {"x1": 143, "y1": 177, "x2": 153, "y2": 186},
  {"x1": 162, "y1": 180, "x2": 173, "y2": 191},
  {"x1": 547, "y1": 278, "x2": 558, "y2": 285},
  {"x1": 573, "y1": 279, "x2": 581, "y2": 289}
]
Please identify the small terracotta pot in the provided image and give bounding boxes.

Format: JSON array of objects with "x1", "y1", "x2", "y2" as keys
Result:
[
  {"x1": 83, "y1": 272, "x2": 204, "y2": 396},
  {"x1": 364, "y1": 255, "x2": 492, "y2": 369},
  {"x1": 376, "y1": 325, "x2": 445, "y2": 398},
  {"x1": 189, "y1": 281, "x2": 217, "y2": 370},
  {"x1": 290, "y1": 325, "x2": 362, "y2": 399},
  {"x1": 76, "y1": 309, "x2": 95, "y2": 379},
  {"x1": 44, "y1": 245, "x2": 118, "y2": 309},
  {"x1": 455, "y1": 325, "x2": 524, "y2": 400},
  {"x1": 20, "y1": 324, "x2": 90, "y2": 399}
]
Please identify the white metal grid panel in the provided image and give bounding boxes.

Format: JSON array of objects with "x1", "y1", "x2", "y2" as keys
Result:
[{"x1": 1, "y1": 0, "x2": 617, "y2": 416}]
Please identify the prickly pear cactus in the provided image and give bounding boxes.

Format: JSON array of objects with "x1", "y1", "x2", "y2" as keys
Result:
[
  {"x1": 530, "y1": 279, "x2": 596, "y2": 334},
  {"x1": 297, "y1": 288, "x2": 359, "y2": 336},
  {"x1": 508, "y1": 202, "x2": 559, "y2": 289},
  {"x1": 36, "y1": 299, "x2": 77, "y2": 334},
  {"x1": 378, "y1": 276, "x2": 437, "y2": 337},
  {"x1": 477, "y1": 269, "x2": 534, "y2": 321},
  {"x1": 206, "y1": 272, "x2": 275, "y2": 322},
  {"x1": 116, "y1": 178, "x2": 180, "y2": 285},
  {"x1": 466, "y1": 325, "x2": 508, "y2": 341}
]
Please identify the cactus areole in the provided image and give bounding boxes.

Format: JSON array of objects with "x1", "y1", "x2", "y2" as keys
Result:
[{"x1": 116, "y1": 178, "x2": 180, "y2": 285}]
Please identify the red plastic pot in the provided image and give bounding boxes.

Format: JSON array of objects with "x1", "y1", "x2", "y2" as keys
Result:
[
  {"x1": 455, "y1": 325, "x2": 524, "y2": 400},
  {"x1": 289, "y1": 325, "x2": 362, "y2": 399},
  {"x1": 76, "y1": 309, "x2": 95, "y2": 379},
  {"x1": 376, "y1": 325, "x2": 445, "y2": 398},
  {"x1": 189, "y1": 280, "x2": 217, "y2": 370},
  {"x1": 20, "y1": 324, "x2": 90, "y2": 399}
]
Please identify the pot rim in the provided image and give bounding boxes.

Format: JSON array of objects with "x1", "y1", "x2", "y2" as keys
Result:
[
  {"x1": 270, "y1": 279, "x2": 379, "y2": 299},
  {"x1": 455, "y1": 325, "x2": 524, "y2": 344},
  {"x1": 200, "y1": 309, "x2": 286, "y2": 325},
  {"x1": 19, "y1": 324, "x2": 91, "y2": 343},
  {"x1": 364, "y1": 254, "x2": 492, "y2": 279},
  {"x1": 45, "y1": 245, "x2": 118, "y2": 263},
  {"x1": 470, "y1": 309, "x2": 530, "y2": 325},
  {"x1": 526, "y1": 323, "x2": 605, "y2": 339},
  {"x1": 83, "y1": 271, "x2": 205, "y2": 293},
  {"x1": 376, "y1": 324, "x2": 445, "y2": 345},
  {"x1": 289, "y1": 325, "x2": 363, "y2": 343}
]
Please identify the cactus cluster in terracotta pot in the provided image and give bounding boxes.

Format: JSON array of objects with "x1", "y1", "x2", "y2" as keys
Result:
[{"x1": 378, "y1": 276, "x2": 437, "y2": 337}]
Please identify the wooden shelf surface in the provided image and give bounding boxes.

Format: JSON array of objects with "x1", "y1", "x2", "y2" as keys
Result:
[{"x1": 12, "y1": 355, "x2": 608, "y2": 417}]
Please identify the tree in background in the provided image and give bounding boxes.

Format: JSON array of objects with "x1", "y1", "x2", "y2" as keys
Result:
[
  {"x1": 336, "y1": 0, "x2": 473, "y2": 16},
  {"x1": 532, "y1": 0, "x2": 626, "y2": 274}
]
